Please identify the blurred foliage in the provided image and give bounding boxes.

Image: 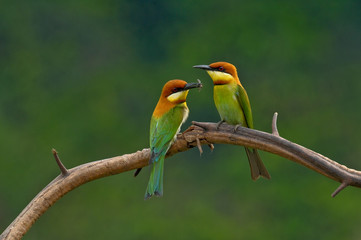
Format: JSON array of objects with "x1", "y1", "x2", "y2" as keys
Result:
[{"x1": 0, "y1": 0, "x2": 361, "y2": 239}]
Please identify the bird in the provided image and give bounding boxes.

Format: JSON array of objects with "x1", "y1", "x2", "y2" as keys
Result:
[
  {"x1": 193, "y1": 62, "x2": 270, "y2": 180},
  {"x1": 142, "y1": 79, "x2": 202, "y2": 199}
]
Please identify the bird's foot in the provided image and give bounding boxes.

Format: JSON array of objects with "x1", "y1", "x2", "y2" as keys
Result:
[
  {"x1": 216, "y1": 120, "x2": 225, "y2": 130},
  {"x1": 233, "y1": 124, "x2": 241, "y2": 133}
]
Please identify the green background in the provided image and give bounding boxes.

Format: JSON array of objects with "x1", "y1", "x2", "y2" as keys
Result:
[{"x1": 1, "y1": 1, "x2": 361, "y2": 239}]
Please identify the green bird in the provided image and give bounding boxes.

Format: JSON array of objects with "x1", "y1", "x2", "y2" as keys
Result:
[
  {"x1": 143, "y1": 79, "x2": 202, "y2": 199},
  {"x1": 193, "y1": 62, "x2": 270, "y2": 180}
]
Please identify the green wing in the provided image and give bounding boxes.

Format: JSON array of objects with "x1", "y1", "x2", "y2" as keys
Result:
[
  {"x1": 149, "y1": 106, "x2": 185, "y2": 164},
  {"x1": 146, "y1": 106, "x2": 186, "y2": 198},
  {"x1": 235, "y1": 85, "x2": 271, "y2": 180},
  {"x1": 236, "y1": 84, "x2": 254, "y2": 129}
]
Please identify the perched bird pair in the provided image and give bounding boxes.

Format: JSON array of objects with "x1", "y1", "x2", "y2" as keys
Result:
[{"x1": 139, "y1": 61, "x2": 270, "y2": 199}]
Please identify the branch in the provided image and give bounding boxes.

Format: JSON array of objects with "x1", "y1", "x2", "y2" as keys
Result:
[{"x1": 2, "y1": 113, "x2": 361, "y2": 239}]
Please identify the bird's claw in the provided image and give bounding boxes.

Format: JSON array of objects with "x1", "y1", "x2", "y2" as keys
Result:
[
  {"x1": 233, "y1": 124, "x2": 241, "y2": 133},
  {"x1": 216, "y1": 120, "x2": 225, "y2": 130}
]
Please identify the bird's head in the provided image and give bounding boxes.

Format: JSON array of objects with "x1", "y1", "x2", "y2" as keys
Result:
[
  {"x1": 161, "y1": 79, "x2": 202, "y2": 104},
  {"x1": 193, "y1": 61, "x2": 239, "y2": 85}
]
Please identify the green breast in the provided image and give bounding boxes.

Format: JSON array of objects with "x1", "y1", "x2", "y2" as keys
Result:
[
  {"x1": 213, "y1": 84, "x2": 246, "y2": 126},
  {"x1": 150, "y1": 103, "x2": 188, "y2": 150}
]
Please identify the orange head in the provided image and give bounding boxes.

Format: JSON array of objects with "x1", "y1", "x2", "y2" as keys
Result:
[
  {"x1": 193, "y1": 61, "x2": 240, "y2": 85},
  {"x1": 153, "y1": 79, "x2": 202, "y2": 117}
]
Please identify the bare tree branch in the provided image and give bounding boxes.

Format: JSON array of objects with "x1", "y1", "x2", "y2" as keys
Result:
[{"x1": 2, "y1": 113, "x2": 361, "y2": 240}]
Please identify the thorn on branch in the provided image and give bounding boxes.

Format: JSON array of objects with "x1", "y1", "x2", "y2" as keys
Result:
[
  {"x1": 208, "y1": 144, "x2": 214, "y2": 152},
  {"x1": 272, "y1": 112, "x2": 280, "y2": 136},
  {"x1": 331, "y1": 181, "x2": 349, "y2": 197},
  {"x1": 192, "y1": 121, "x2": 210, "y2": 130},
  {"x1": 196, "y1": 137, "x2": 203, "y2": 156},
  {"x1": 52, "y1": 148, "x2": 69, "y2": 176}
]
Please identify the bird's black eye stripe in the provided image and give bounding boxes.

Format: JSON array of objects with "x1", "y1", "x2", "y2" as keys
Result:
[{"x1": 171, "y1": 87, "x2": 182, "y2": 93}]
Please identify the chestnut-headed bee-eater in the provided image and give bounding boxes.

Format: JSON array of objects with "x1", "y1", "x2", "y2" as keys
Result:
[
  {"x1": 193, "y1": 62, "x2": 270, "y2": 180},
  {"x1": 144, "y1": 79, "x2": 202, "y2": 199}
]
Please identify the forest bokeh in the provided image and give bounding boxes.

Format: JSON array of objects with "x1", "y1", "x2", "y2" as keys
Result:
[{"x1": 1, "y1": 1, "x2": 361, "y2": 239}]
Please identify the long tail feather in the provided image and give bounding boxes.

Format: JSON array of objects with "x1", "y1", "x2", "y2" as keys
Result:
[
  {"x1": 145, "y1": 156, "x2": 164, "y2": 199},
  {"x1": 245, "y1": 147, "x2": 271, "y2": 180}
]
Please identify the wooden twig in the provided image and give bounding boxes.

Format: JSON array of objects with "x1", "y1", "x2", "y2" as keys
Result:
[
  {"x1": 272, "y1": 112, "x2": 280, "y2": 136},
  {"x1": 52, "y1": 148, "x2": 68, "y2": 176},
  {"x1": 196, "y1": 137, "x2": 203, "y2": 155},
  {"x1": 2, "y1": 113, "x2": 361, "y2": 240},
  {"x1": 331, "y1": 181, "x2": 350, "y2": 197}
]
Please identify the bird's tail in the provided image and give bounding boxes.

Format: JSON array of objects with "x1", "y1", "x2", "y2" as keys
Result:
[
  {"x1": 145, "y1": 156, "x2": 164, "y2": 199},
  {"x1": 245, "y1": 147, "x2": 271, "y2": 180}
]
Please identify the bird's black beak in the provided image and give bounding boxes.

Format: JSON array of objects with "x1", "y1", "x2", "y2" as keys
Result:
[
  {"x1": 183, "y1": 80, "x2": 203, "y2": 90},
  {"x1": 193, "y1": 65, "x2": 213, "y2": 71}
]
